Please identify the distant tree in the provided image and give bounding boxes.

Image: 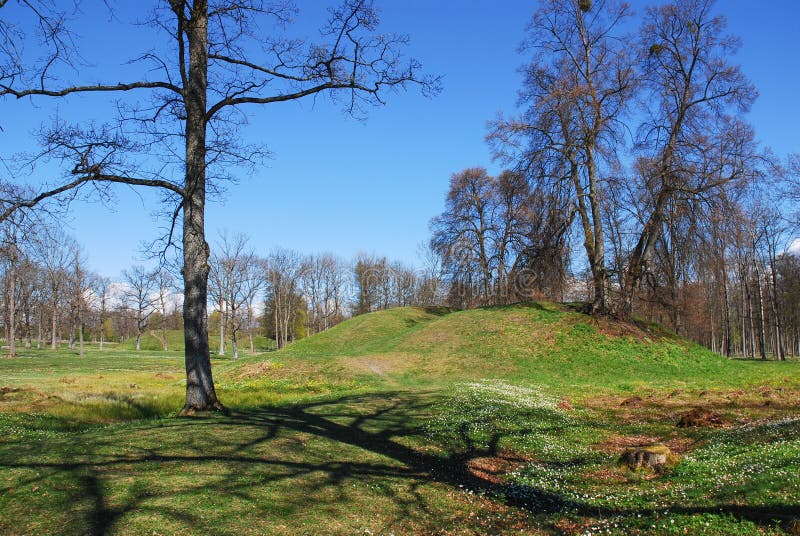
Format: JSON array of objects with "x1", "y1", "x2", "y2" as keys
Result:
[
  {"x1": 209, "y1": 232, "x2": 258, "y2": 360},
  {"x1": 265, "y1": 249, "x2": 307, "y2": 349},
  {"x1": 155, "y1": 268, "x2": 175, "y2": 351},
  {"x1": 431, "y1": 168, "x2": 497, "y2": 306},
  {"x1": 353, "y1": 253, "x2": 383, "y2": 315},
  {"x1": 121, "y1": 265, "x2": 158, "y2": 351},
  {"x1": 0, "y1": 209, "x2": 33, "y2": 356},
  {"x1": 66, "y1": 244, "x2": 92, "y2": 356},
  {"x1": 94, "y1": 275, "x2": 112, "y2": 350},
  {"x1": 32, "y1": 227, "x2": 74, "y2": 350},
  {"x1": 303, "y1": 253, "x2": 347, "y2": 334}
]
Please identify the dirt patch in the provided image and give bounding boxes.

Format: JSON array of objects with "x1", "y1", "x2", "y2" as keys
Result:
[
  {"x1": 676, "y1": 408, "x2": 727, "y2": 428},
  {"x1": 620, "y1": 396, "x2": 644, "y2": 407},
  {"x1": 155, "y1": 372, "x2": 177, "y2": 380},
  {"x1": 342, "y1": 353, "x2": 416, "y2": 377},
  {"x1": 466, "y1": 454, "x2": 528, "y2": 485},
  {"x1": 235, "y1": 360, "x2": 276, "y2": 379},
  {"x1": 558, "y1": 399, "x2": 574, "y2": 411},
  {"x1": 593, "y1": 317, "x2": 651, "y2": 341}
]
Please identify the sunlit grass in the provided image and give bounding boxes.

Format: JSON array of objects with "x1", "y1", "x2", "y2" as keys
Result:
[{"x1": 1, "y1": 304, "x2": 798, "y2": 534}]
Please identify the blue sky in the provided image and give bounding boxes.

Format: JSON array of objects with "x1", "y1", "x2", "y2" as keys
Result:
[{"x1": 2, "y1": 0, "x2": 798, "y2": 278}]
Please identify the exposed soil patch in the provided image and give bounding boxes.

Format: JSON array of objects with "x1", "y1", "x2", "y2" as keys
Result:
[
  {"x1": 677, "y1": 407, "x2": 727, "y2": 428},
  {"x1": 593, "y1": 317, "x2": 651, "y2": 341},
  {"x1": 235, "y1": 360, "x2": 276, "y2": 379},
  {"x1": 154, "y1": 372, "x2": 177, "y2": 380},
  {"x1": 620, "y1": 396, "x2": 644, "y2": 407},
  {"x1": 466, "y1": 454, "x2": 529, "y2": 485},
  {"x1": 558, "y1": 398, "x2": 574, "y2": 411}
]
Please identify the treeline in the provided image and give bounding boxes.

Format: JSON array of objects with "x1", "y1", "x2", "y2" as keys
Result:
[
  {"x1": 0, "y1": 221, "x2": 447, "y2": 357},
  {"x1": 428, "y1": 0, "x2": 800, "y2": 359},
  {"x1": 0, "y1": 216, "x2": 182, "y2": 356},
  {"x1": 209, "y1": 234, "x2": 445, "y2": 356}
]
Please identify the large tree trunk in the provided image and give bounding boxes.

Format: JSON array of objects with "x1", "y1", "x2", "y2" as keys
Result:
[{"x1": 179, "y1": 1, "x2": 223, "y2": 415}]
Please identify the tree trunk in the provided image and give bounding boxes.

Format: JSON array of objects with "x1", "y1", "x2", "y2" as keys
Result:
[
  {"x1": 36, "y1": 308, "x2": 42, "y2": 349},
  {"x1": 722, "y1": 264, "x2": 731, "y2": 356},
  {"x1": 160, "y1": 294, "x2": 169, "y2": 351},
  {"x1": 754, "y1": 263, "x2": 767, "y2": 360},
  {"x1": 768, "y1": 255, "x2": 784, "y2": 361},
  {"x1": 7, "y1": 265, "x2": 16, "y2": 357},
  {"x1": 232, "y1": 326, "x2": 238, "y2": 360},
  {"x1": 179, "y1": 1, "x2": 223, "y2": 414},
  {"x1": 248, "y1": 306, "x2": 255, "y2": 354},
  {"x1": 78, "y1": 320, "x2": 84, "y2": 357},
  {"x1": 218, "y1": 300, "x2": 225, "y2": 355},
  {"x1": 50, "y1": 301, "x2": 57, "y2": 350}
]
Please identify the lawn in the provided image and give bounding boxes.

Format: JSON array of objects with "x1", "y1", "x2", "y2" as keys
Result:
[{"x1": 1, "y1": 305, "x2": 798, "y2": 535}]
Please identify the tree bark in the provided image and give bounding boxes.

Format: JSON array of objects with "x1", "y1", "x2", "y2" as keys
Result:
[{"x1": 179, "y1": 1, "x2": 222, "y2": 414}]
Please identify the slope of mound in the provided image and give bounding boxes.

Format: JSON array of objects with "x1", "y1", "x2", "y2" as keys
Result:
[
  {"x1": 282, "y1": 306, "x2": 447, "y2": 357},
  {"x1": 263, "y1": 303, "x2": 789, "y2": 393}
]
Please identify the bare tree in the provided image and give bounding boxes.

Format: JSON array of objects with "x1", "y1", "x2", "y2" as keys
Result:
[
  {"x1": 620, "y1": 0, "x2": 758, "y2": 316},
  {"x1": 121, "y1": 265, "x2": 158, "y2": 351},
  {"x1": 0, "y1": 210, "x2": 33, "y2": 356},
  {"x1": 431, "y1": 168, "x2": 497, "y2": 306},
  {"x1": 265, "y1": 249, "x2": 307, "y2": 349},
  {"x1": 94, "y1": 275, "x2": 112, "y2": 350},
  {"x1": 155, "y1": 268, "x2": 175, "y2": 351},
  {"x1": 489, "y1": 0, "x2": 635, "y2": 314},
  {"x1": 32, "y1": 227, "x2": 73, "y2": 350},
  {"x1": 0, "y1": 1, "x2": 437, "y2": 413},
  {"x1": 238, "y1": 253, "x2": 263, "y2": 355},
  {"x1": 66, "y1": 243, "x2": 92, "y2": 356},
  {"x1": 303, "y1": 253, "x2": 346, "y2": 334},
  {"x1": 209, "y1": 232, "x2": 255, "y2": 360}
]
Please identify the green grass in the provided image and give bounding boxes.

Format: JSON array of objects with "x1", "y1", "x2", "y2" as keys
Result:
[
  {"x1": 1, "y1": 304, "x2": 798, "y2": 534},
  {"x1": 113, "y1": 329, "x2": 276, "y2": 353}
]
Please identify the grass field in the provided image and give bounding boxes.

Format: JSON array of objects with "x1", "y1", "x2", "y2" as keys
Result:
[{"x1": 1, "y1": 304, "x2": 799, "y2": 535}]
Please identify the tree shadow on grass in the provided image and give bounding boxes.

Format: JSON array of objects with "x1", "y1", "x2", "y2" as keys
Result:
[{"x1": 1, "y1": 392, "x2": 798, "y2": 534}]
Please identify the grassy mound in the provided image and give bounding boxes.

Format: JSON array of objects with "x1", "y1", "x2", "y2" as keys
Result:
[{"x1": 274, "y1": 303, "x2": 790, "y2": 395}]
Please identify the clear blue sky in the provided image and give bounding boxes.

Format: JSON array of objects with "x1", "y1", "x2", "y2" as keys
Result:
[{"x1": 2, "y1": 0, "x2": 798, "y2": 278}]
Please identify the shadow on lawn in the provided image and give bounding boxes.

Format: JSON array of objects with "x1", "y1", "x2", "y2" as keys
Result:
[{"x1": 2, "y1": 392, "x2": 798, "y2": 534}]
